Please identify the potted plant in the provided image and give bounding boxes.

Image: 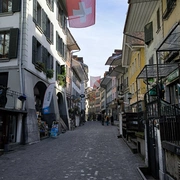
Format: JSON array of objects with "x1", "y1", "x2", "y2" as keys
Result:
[
  {"x1": 57, "y1": 74, "x2": 66, "y2": 87},
  {"x1": 46, "y1": 69, "x2": 54, "y2": 79},
  {"x1": 35, "y1": 61, "x2": 45, "y2": 72}
]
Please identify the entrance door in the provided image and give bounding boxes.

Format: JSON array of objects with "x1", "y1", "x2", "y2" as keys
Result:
[
  {"x1": 147, "y1": 118, "x2": 159, "y2": 179},
  {"x1": 0, "y1": 115, "x2": 3, "y2": 152},
  {"x1": 0, "y1": 114, "x2": 9, "y2": 152}
]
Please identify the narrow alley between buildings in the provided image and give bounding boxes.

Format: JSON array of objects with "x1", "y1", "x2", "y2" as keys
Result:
[{"x1": 0, "y1": 121, "x2": 145, "y2": 180}]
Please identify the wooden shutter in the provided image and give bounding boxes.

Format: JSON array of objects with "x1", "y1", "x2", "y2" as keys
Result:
[
  {"x1": 42, "y1": 47, "x2": 48, "y2": 68},
  {"x1": 56, "y1": 31, "x2": 59, "y2": 52},
  {"x1": 8, "y1": 28, "x2": 19, "y2": 59},
  {"x1": 12, "y1": 0, "x2": 21, "y2": 12},
  {"x1": 32, "y1": 36, "x2": 37, "y2": 63},
  {"x1": 42, "y1": 9, "x2": 47, "y2": 35},
  {"x1": 33, "y1": 0, "x2": 37, "y2": 22},
  {"x1": 50, "y1": 22, "x2": 53, "y2": 44},
  {"x1": 144, "y1": 22, "x2": 153, "y2": 45}
]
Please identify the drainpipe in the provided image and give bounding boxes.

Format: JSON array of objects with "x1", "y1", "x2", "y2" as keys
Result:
[{"x1": 19, "y1": 0, "x2": 24, "y2": 94}]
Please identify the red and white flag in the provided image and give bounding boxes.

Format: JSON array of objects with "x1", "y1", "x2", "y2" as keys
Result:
[
  {"x1": 66, "y1": 0, "x2": 96, "y2": 28},
  {"x1": 90, "y1": 76, "x2": 101, "y2": 88}
]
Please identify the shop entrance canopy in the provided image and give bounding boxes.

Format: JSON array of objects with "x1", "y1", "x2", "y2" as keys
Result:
[
  {"x1": 137, "y1": 64, "x2": 179, "y2": 79},
  {"x1": 157, "y1": 22, "x2": 180, "y2": 52}
]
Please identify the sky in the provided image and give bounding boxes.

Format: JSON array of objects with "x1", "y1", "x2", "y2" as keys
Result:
[{"x1": 69, "y1": 0, "x2": 129, "y2": 81}]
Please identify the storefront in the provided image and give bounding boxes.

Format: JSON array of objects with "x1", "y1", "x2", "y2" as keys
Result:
[{"x1": 0, "y1": 108, "x2": 27, "y2": 154}]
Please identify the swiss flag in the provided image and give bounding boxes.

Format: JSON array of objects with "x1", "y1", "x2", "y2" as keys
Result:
[{"x1": 66, "y1": 0, "x2": 96, "y2": 28}]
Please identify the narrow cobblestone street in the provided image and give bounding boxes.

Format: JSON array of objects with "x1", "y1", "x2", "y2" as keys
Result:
[{"x1": 0, "y1": 121, "x2": 145, "y2": 180}]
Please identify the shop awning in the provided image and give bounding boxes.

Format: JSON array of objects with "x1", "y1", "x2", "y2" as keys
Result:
[
  {"x1": 137, "y1": 63, "x2": 179, "y2": 79},
  {"x1": 157, "y1": 22, "x2": 180, "y2": 52}
]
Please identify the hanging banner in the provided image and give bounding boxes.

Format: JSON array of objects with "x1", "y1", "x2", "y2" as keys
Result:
[
  {"x1": 90, "y1": 76, "x2": 101, "y2": 87},
  {"x1": 42, "y1": 83, "x2": 55, "y2": 114},
  {"x1": 66, "y1": 0, "x2": 96, "y2": 28}
]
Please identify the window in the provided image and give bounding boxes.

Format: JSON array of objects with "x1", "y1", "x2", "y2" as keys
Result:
[
  {"x1": 32, "y1": 36, "x2": 54, "y2": 72},
  {"x1": 32, "y1": 36, "x2": 43, "y2": 64},
  {"x1": 149, "y1": 56, "x2": 154, "y2": 65},
  {"x1": 46, "y1": 17, "x2": 53, "y2": 44},
  {"x1": 33, "y1": 0, "x2": 46, "y2": 34},
  {"x1": 56, "y1": 31, "x2": 66, "y2": 58},
  {"x1": 0, "y1": 28, "x2": 19, "y2": 59},
  {"x1": 0, "y1": 31, "x2": 9, "y2": 59},
  {"x1": 57, "y1": 3, "x2": 67, "y2": 32},
  {"x1": 46, "y1": 0, "x2": 54, "y2": 12},
  {"x1": 144, "y1": 22, "x2": 153, "y2": 45},
  {"x1": 0, "y1": 0, "x2": 21, "y2": 13},
  {"x1": 157, "y1": 8, "x2": 161, "y2": 31}
]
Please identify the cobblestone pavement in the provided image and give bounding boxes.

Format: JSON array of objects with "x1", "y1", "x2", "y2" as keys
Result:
[{"x1": 0, "y1": 121, "x2": 145, "y2": 180}]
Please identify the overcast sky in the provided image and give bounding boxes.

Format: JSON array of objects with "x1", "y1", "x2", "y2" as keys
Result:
[{"x1": 69, "y1": 0, "x2": 128, "y2": 80}]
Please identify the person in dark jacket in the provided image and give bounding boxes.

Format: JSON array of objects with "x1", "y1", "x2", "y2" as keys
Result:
[{"x1": 111, "y1": 115, "x2": 114, "y2": 125}]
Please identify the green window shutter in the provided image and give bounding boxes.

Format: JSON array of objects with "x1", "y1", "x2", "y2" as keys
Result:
[
  {"x1": 51, "y1": 0, "x2": 54, "y2": 12},
  {"x1": 50, "y1": 56, "x2": 53, "y2": 69},
  {"x1": 60, "y1": 38, "x2": 63, "y2": 55},
  {"x1": 56, "y1": 61, "x2": 58, "y2": 80},
  {"x1": 33, "y1": 0, "x2": 37, "y2": 22},
  {"x1": 32, "y1": 36, "x2": 37, "y2": 63},
  {"x1": 50, "y1": 22, "x2": 54, "y2": 44},
  {"x1": 144, "y1": 22, "x2": 153, "y2": 45},
  {"x1": 56, "y1": 31, "x2": 59, "y2": 52},
  {"x1": 42, "y1": 9, "x2": 47, "y2": 35},
  {"x1": 42, "y1": 46, "x2": 48, "y2": 68},
  {"x1": 12, "y1": 0, "x2": 21, "y2": 12},
  {"x1": 64, "y1": 45, "x2": 67, "y2": 60},
  {"x1": 8, "y1": 28, "x2": 19, "y2": 59}
]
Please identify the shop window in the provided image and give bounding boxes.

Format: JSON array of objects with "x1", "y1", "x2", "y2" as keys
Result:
[{"x1": 0, "y1": 28, "x2": 19, "y2": 59}]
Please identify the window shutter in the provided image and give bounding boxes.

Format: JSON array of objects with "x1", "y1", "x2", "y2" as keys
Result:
[
  {"x1": 32, "y1": 36, "x2": 37, "y2": 63},
  {"x1": 42, "y1": 47, "x2": 48, "y2": 68},
  {"x1": 33, "y1": 0, "x2": 37, "y2": 22},
  {"x1": 50, "y1": 22, "x2": 54, "y2": 44},
  {"x1": 42, "y1": 9, "x2": 47, "y2": 35},
  {"x1": 50, "y1": 56, "x2": 53, "y2": 69},
  {"x1": 144, "y1": 22, "x2": 153, "y2": 45},
  {"x1": 12, "y1": 0, "x2": 21, "y2": 12},
  {"x1": 56, "y1": 61, "x2": 58, "y2": 80},
  {"x1": 9, "y1": 28, "x2": 19, "y2": 59},
  {"x1": 60, "y1": 38, "x2": 63, "y2": 55},
  {"x1": 56, "y1": 31, "x2": 59, "y2": 52},
  {"x1": 51, "y1": 0, "x2": 54, "y2": 12}
]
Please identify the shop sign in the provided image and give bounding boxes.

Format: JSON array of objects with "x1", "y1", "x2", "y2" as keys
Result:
[{"x1": 167, "y1": 69, "x2": 179, "y2": 83}]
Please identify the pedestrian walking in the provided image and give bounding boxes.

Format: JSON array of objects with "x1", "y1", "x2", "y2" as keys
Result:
[
  {"x1": 101, "y1": 113, "x2": 105, "y2": 125},
  {"x1": 111, "y1": 115, "x2": 114, "y2": 125},
  {"x1": 106, "y1": 115, "x2": 110, "y2": 126}
]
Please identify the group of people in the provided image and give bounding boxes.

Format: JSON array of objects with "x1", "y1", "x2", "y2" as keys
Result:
[{"x1": 97, "y1": 113, "x2": 114, "y2": 126}]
